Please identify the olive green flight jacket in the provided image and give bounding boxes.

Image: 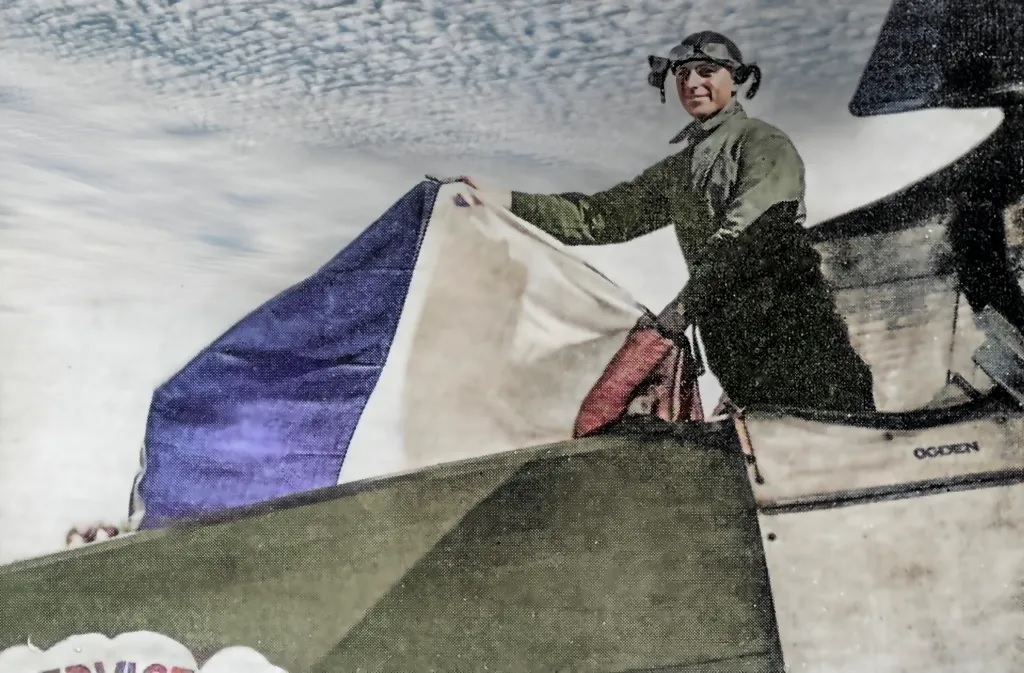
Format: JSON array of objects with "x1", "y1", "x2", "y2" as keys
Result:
[{"x1": 508, "y1": 99, "x2": 876, "y2": 413}]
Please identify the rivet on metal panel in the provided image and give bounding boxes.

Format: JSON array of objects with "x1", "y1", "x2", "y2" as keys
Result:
[{"x1": 767, "y1": 533, "x2": 777, "y2": 541}]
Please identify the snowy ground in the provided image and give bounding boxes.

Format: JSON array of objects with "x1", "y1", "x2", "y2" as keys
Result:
[{"x1": 0, "y1": 0, "x2": 1003, "y2": 565}]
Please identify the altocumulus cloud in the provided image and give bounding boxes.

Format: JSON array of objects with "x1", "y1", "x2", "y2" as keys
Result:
[
  {"x1": 1, "y1": 0, "x2": 893, "y2": 163},
  {"x1": 0, "y1": 0, "x2": 1005, "y2": 564},
  {"x1": 0, "y1": 0, "x2": 1002, "y2": 212}
]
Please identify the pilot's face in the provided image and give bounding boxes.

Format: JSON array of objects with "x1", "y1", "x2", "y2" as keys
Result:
[{"x1": 675, "y1": 60, "x2": 735, "y2": 119}]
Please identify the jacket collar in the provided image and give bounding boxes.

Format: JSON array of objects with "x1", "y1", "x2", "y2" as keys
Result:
[{"x1": 669, "y1": 97, "x2": 746, "y2": 144}]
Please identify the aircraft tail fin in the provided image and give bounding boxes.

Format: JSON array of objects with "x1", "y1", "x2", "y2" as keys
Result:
[{"x1": 850, "y1": 0, "x2": 1024, "y2": 116}]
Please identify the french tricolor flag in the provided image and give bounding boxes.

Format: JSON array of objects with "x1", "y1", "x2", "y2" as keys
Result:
[{"x1": 130, "y1": 177, "x2": 700, "y2": 529}]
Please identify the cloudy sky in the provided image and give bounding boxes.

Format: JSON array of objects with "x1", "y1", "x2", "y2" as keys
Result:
[{"x1": 0, "y1": 0, "x2": 1005, "y2": 565}]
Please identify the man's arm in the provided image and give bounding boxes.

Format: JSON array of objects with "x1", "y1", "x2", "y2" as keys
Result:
[
  {"x1": 679, "y1": 132, "x2": 806, "y2": 319},
  {"x1": 680, "y1": 130, "x2": 806, "y2": 314},
  {"x1": 715, "y1": 129, "x2": 806, "y2": 240},
  {"x1": 509, "y1": 160, "x2": 674, "y2": 246}
]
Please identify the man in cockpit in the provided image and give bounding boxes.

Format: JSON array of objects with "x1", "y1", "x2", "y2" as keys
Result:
[{"x1": 463, "y1": 30, "x2": 875, "y2": 413}]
